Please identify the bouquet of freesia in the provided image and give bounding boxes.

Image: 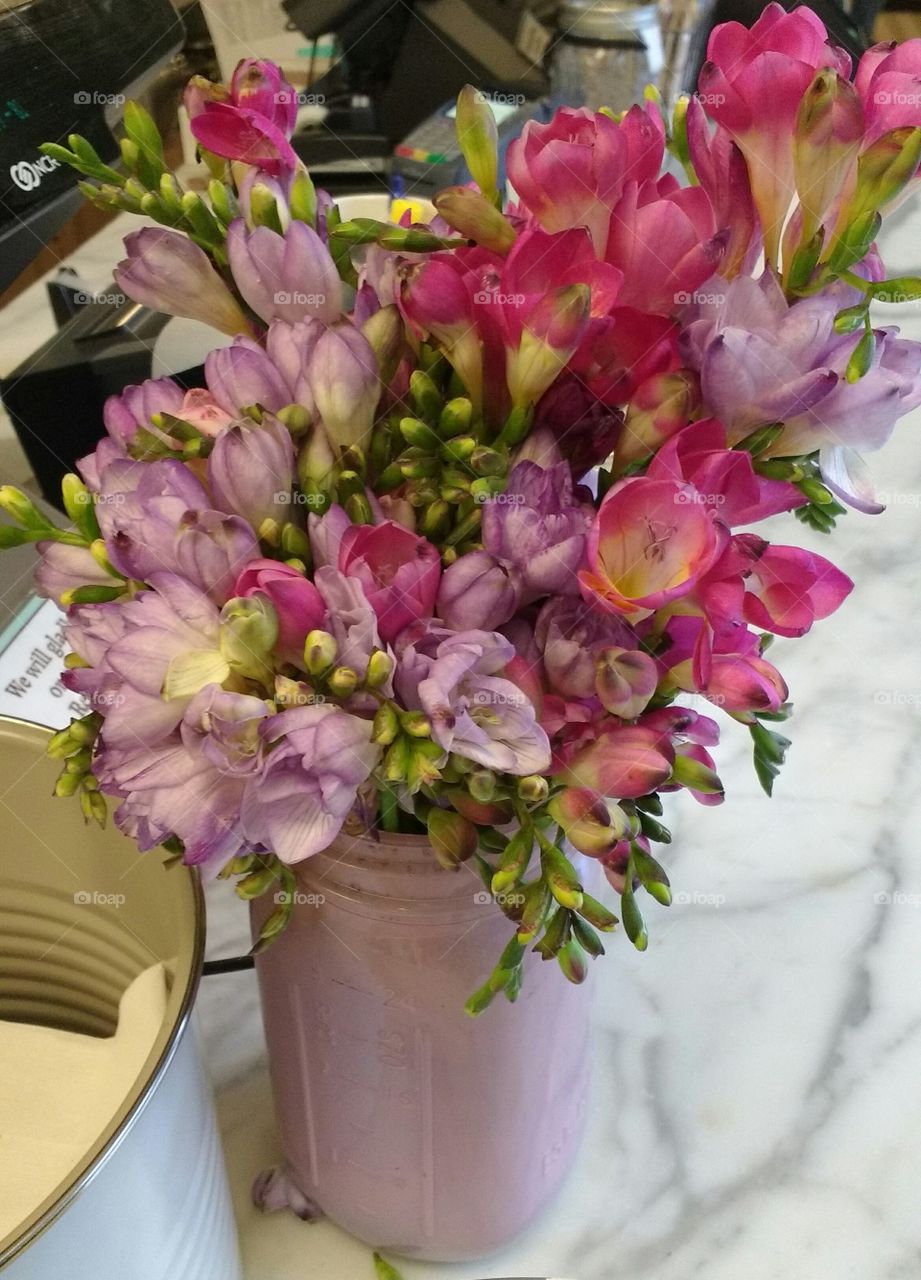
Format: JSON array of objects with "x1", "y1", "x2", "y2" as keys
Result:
[{"x1": 6, "y1": 5, "x2": 921, "y2": 1011}]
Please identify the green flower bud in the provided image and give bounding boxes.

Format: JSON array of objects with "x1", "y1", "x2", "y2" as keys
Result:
[
  {"x1": 328, "y1": 666, "x2": 359, "y2": 696},
  {"x1": 372, "y1": 703, "x2": 400, "y2": 745},
  {"x1": 427, "y1": 806, "x2": 478, "y2": 868},
  {"x1": 467, "y1": 769, "x2": 496, "y2": 803},
  {"x1": 220, "y1": 596, "x2": 278, "y2": 682},
  {"x1": 365, "y1": 650, "x2": 393, "y2": 689},
  {"x1": 517, "y1": 774, "x2": 548, "y2": 804},
  {"x1": 400, "y1": 709, "x2": 432, "y2": 738},
  {"x1": 303, "y1": 629, "x2": 337, "y2": 676}
]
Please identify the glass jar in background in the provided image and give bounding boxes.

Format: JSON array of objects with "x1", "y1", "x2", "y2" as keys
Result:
[{"x1": 550, "y1": 0, "x2": 664, "y2": 113}]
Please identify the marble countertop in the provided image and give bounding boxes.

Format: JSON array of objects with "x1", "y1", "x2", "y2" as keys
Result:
[{"x1": 3, "y1": 207, "x2": 921, "y2": 1280}]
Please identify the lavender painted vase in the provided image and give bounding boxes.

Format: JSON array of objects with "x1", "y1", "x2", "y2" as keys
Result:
[{"x1": 251, "y1": 829, "x2": 593, "y2": 1262}]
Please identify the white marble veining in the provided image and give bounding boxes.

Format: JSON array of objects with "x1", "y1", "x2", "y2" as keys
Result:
[{"x1": 3, "y1": 206, "x2": 921, "y2": 1279}]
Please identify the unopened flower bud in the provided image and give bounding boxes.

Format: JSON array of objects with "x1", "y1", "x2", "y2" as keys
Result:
[
  {"x1": 467, "y1": 769, "x2": 496, "y2": 803},
  {"x1": 372, "y1": 703, "x2": 400, "y2": 745},
  {"x1": 517, "y1": 774, "x2": 549, "y2": 804},
  {"x1": 427, "y1": 806, "x2": 478, "y2": 869},
  {"x1": 365, "y1": 650, "x2": 393, "y2": 689},
  {"x1": 400, "y1": 709, "x2": 432, "y2": 738},
  {"x1": 595, "y1": 647, "x2": 658, "y2": 719},
  {"x1": 328, "y1": 665, "x2": 359, "y2": 696},
  {"x1": 434, "y1": 186, "x2": 515, "y2": 252},
  {"x1": 220, "y1": 596, "x2": 278, "y2": 682},
  {"x1": 54, "y1": 770, "x2": 82, "y2": 798},
  {"x1": 548, "y1": 787, "x2": 631, "y2": 857},
  {"x1": 303, "y1": 629, "x2": 337, "y2": 675},
  {"x1": 507, "y1": 284, "x2": 590, "y2": 411},
  {"x1": 0, "y1": 484, "x2": 47, "y2": 530},
  {"x1": 454, "y1": 84, "x2": 499, "y2": 199}
]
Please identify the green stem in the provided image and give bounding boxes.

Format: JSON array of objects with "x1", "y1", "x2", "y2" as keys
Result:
[{"x1": 379, "y1": 784, "x2": 400, "y2": 832}]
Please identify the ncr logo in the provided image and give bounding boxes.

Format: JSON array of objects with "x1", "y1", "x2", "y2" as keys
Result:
[{"x1": 10, "y1": 154, "x2": 61, "y2": 193}]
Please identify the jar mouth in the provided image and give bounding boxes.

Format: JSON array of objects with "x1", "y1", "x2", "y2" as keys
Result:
[{"x1": 293, "y1": 826, "x2": 494, "y2": 911}]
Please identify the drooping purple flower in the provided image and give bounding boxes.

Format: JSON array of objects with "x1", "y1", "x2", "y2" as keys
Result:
[
  {"x1": 680, "y1": 269, "x2": 921, "y2": 458},
  {"x1": 416, "y1": 631, "x2": 550, "y2": 775},
  {"x1": 205, "y1": 338, "x2": 292, "y2": 415},
  {"x1": 436, "y1": 550, "x2": 521, "y2": 630},
  {"x1": 34, "y1": 543, "x2": 116, "y2": 605},
  {"x1": 94, "y1": 458, "x2": 258, "y2": 603},
  {"x1": 240, "y1": 704, "x2": 381, "y2": 863},
  {"x1": 534, "y1": 596, "x2": 634, "y2": 698},
  {"x1": 115, "y1": 228, "x2": 249, "y2": 334},
  {"x1": 226, "y1": 220, "x2": 341, "y2": 325},
  {"x1": 481, "y1": 460, "x2": 591, "y2": 599},
  {"x1": 207, "y1": 414, "x2": 295, "y2": 530}
]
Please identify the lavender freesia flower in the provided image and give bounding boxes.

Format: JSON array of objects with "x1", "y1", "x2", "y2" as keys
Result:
[
  {"x1": 437, "y1": 550, "x2": 521, "y2": 630},
  {"x1": 94, "y1": 458, "x2": 258, "y2": 603},
  {"x1": 226, "y1": 220, "x2": 341, "y2": 325},
  {"x1": 103, "y1": 377, "x2": 186, "y2": 447},
  {"x1": 240, "y1": 705, "x2": 381, "y2": 863},
  {"x1": 534, "y1": 596, "x2": 635, "y2": 698},
  {"x1": 415, "y1": 631, "x2": 551, "y2": 775},
  {"x1": 681, "y1": 270, "x2": 921, "y2": 460},
  {"x1": 115, "y1": 228, "x2": 249, "y2": 335},
  {"x1": 34, "y1": 543, "x2": 117, "y2": 605},
  {"x1": 308, "y1": 323, "x2": 381, "y2": 449},
  {"x1": 205, "y1": 338, "x2": 292, "y2": 415},
  {"x1": 207, "y1": 414, "x2": 295, "y2": 530},
  {"x1": 481, "y1": 460, "x2": 591, "y2": 599},
  {"x1": 314, "y1": 565, "x2": 383, "y2": 673}
]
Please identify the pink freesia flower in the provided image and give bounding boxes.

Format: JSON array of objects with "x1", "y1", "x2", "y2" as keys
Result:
[
  {"x1": 187, "y1": 60, "x2": 298, "y2": 177},
  {"x1": 580, "y1": 476, "x2": 728, "y2": 620},
  {"x1": 735, "y1": 536, "x2": 853, "y2": 637},
  {"x1": 233, "y1": 560, "x2": 326, "y2": 664},
  {"x1": 339, "y1": 521, "x2": 441, "y2": 643},
  {"x1": 855, "y1": 39, "x2": 921, "y2": 144},
  {"x1": 604, "y1": 178, "x2": 725, "y2": 315},
  {"x1": 558, "y1": 725, "x2": 674, "y2": 799},
  {"x1": 684, "y1": 95, "x2": 759, "y2": 279},
  {"x1": 698, "y1": 2, "x2": 851, "y2": 261},
  {"x1": 506, "y1": 107, "x2": 626, "y2": 253},
  {"x1": 646, "y1": 417, "x2": 803, "y2": 525}
]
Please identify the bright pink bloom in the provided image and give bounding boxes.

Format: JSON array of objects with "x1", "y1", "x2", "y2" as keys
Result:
[
  {"x1": 855, "y1": 40, "x2": 921, "y2": 143},
  {"x1": 187, "y1": 59, "x2": 298, "y2": 177},
  {"x1": 684, "y1": 95, "x2": 758, "y2": 278},
  {"x1": 580, "y1": 476, "x2": 728, "y2": 620},
  {"x1": 604, "y1": 178, "x2": 725, "y2": 315},
  {"x1": 339, "y1": 521, "x2": 441, "y2": 643},
  {"x1": 233, "y1": 560, "x2": 326, "y2": 664},
  {"x1": 735, "y1": 537, "x2": 853, "y2": 637},
  {"x1": 699, "y1": 3, "x2": 851, "y2": 261},
  {"x1": 506, "y1": 107, "x2": 627, "y2": 252},
  {"x1": 646, "y1": 417, "x2": 803, "y2": 525}
]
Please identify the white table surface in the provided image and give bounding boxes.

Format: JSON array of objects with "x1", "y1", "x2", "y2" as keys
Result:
[{"x1": 3, "y1": 202, "x2": 921, "y2": 1280}]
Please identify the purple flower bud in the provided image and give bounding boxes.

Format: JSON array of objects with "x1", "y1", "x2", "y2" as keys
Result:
[
  {"x1": 115, "y1": 228, "x2": 248, "y2": 335},
  {"x1": 207, "y1": 414, "x2": 295, "y2": 530},
  {"x1": 437, "y1": 550, "x2": 520, "y2": 630},
  {"x1": 266, "y1": 318, "x2": 324, "y2": 411},
  {"x1": 308, "y1": 323, "x2": 380, "y2": 448},
  {"x1": 205, "y1": 337, "x2": 292, "y2": 415},
  {"x1": 103, "y1": 377, "x2": 185, "y2": 448},
  {"x1": 226, "y1": 220, "x2": 341, "y2": 325}
]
